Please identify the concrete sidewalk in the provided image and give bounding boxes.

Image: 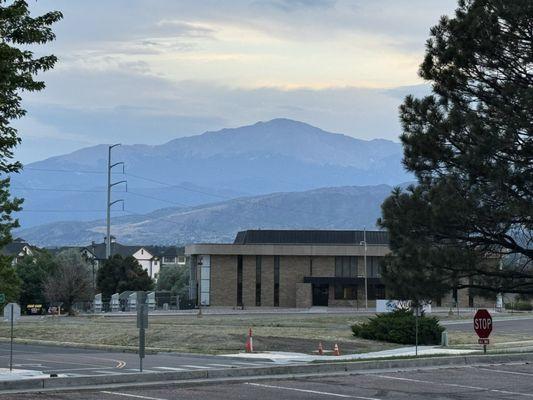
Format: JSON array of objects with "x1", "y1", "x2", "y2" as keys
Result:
[
  {"x1": 222, "y1": 346, "x2": 478, "y2": 363},
  {"x1": 0, "y1": 368, "x2": 48, "y2": 381}
]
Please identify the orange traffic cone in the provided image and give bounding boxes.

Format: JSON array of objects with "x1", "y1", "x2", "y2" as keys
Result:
[
  {"x1": 317, "y1": 342, "x2": 324, "y2": 355},
  {"x1": 333, "y1": 343, "x2": 340, "y2": 356},
  {"x1": 245, "y1": 328, "x2": 254, "y2": 353}
]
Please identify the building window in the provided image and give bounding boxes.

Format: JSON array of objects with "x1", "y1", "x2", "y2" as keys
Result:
[
  {"x1": 274, "y1": 256, "x2": 280, "y2": 307},
  {"x1": 177, "y1": 256, "x2": 186, "y2": 264},
  {"x1": 237, "y1": 255, "x2": 243, "y2": 307},
  {"x1": 374, "y1": 284, "x2": 386, "y2": 299},
  {"x1": 309, "y1": 257, "x2": 313, "y2": 276},
  {"x1": 334, "y1": 284, "x2": 357, "y2": 300},
  {"x1": 163, "y1": 256, "x2": 176, "y2": 263},
  {"x1": 335, "y1": 256, "x2": 357, "y2": 277},
  {"x1": 199, "y1": 255, "x2": 210, "y2": 306},
  {"x1": 368, "y1": 257, "x2": 382, "y2": 278},
  {"x1": 255, "y1": 256, "x2": 261, "y2": 306}
]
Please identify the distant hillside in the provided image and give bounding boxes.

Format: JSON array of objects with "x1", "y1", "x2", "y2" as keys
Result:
[
  {"x1": 17, "y1": 184, "x2": 394, "y2": 247},
  {"x1": 12, "y1": 118, "x2": 410, "y2": 228}
]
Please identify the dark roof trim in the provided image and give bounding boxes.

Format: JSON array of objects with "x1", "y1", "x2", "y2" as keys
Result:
[{"x1": 234, "y1": 230, "x2": 389, "y2": 246}]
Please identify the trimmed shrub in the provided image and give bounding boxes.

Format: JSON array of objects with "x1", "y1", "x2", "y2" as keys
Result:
[
  {"x1": 505, "y1": 301, "x2": 533, "y2": 311},
  {"x1": 352, "y1": 309, "x2": 445, "y2": 345}
]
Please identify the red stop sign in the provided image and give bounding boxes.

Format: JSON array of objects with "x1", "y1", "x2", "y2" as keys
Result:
[{"x1": 474, "y1": 309, "x2": 493, "y2": 338}]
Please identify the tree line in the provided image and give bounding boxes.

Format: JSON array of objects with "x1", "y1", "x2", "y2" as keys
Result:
[{"x1": 0, "y1": 249, "x2": 189, "y2": 315}]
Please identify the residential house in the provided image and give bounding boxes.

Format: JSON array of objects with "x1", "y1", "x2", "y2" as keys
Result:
[
  {"x1": 1, "y1": 238, "x2": 35, "y2": 265},
  {"x1": 81, "y1": 239, "x2": 184, "y2": 280}
]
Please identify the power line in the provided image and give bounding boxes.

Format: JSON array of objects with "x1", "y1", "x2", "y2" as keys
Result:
[
  {"x1": 12, "y1": 186, "x2": 108, "y2": 193},
  {"x1": 23, "y1": 167, "x2": 112, "y2": 175},
  {"x1": 125, "y1": 172, "x2": 229, "y2": 200},
  {"x1": 127, "y1": 190, "x2": 188, "y2": 207},
  {"x1": 11, "y1": 186, "x2": 185, "y2": 207},
  {"x1": 17, "y1": 166, "x2": 329, "y2": 221},
  {"x1": 20, "y1": 167, "x2": 227, "y2": 201},
  {"x1": 17, "y1": 209, "x2": 127, "y2": 213}
]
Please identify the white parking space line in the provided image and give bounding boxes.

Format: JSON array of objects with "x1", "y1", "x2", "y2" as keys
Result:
[
  {"x1": 476, "y1": 367, "x2": 533, "y2": 377},
  {"x1": 153, "y1": 367, "x2": 188, "y2": 371},
  {"x1": 245, "y1": 383, "x2": 381, "y2": 399},
  {"x1": 231, "y1": 361, "x2": 269, "y2": 366},
  {"x1": 373, "y1": 374, "x2": 533, "y2": 398},
  {"x1": 95, "y1": 370, "x2": 124, "y2": 375},
  {"x1": 180, "y1": 364, "x2": 213, "y2": 369},
  {"x1": 101, "y1": 391, "x2": 168, "y2": 400},
  {"x1": 206, "y1": 363, "x2": 237, "y2": 368},
  {"x1": 124, "y1": 369, "x2": 157, "y2": 373}
]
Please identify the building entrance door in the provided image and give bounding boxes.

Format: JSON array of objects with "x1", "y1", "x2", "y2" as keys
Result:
[{"x1": 312, "y1": 284, "x2": 329, "y2": 306}]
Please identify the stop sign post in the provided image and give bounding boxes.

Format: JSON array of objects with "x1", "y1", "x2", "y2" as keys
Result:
[{"x1": 474, "y1": 309, "x2": 492, "y2": 354}]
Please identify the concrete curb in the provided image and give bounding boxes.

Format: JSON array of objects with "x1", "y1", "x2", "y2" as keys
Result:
[{"x1": 1, "y1": 351, "x2": 533, "y2": 393}]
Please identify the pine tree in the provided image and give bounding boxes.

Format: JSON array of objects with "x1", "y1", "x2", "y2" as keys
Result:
[
  {"x1": 96, "y1": 255, "x2": 154, "y2": 301},
  {"x1": 0, "y1": 1, "x2": 62, "y2": 301},
  {"x1": 379, "y1": 0, "x2": 533, "y2": 298}
]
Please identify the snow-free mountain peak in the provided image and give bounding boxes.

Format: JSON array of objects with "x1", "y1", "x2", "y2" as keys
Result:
[{"x1": 13, "y1": 118, "x2": 410, "y2": 229}]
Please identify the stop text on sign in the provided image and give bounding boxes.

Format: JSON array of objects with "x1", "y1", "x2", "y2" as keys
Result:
[{"x1": 474, "y1": 318, "x2": 492, "y2": 330}]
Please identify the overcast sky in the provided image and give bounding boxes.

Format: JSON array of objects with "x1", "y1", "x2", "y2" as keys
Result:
[{"x1": 15, "y1": 0, "x2": 458, "y2": 163}]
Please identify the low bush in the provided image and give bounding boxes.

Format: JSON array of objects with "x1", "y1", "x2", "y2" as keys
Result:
[
  {"x1": 351, "y1": 309, "x2": 444, "y2": 345},
  {"x1": 505, "y1": 301, "x2": 533, "y2": 311}
]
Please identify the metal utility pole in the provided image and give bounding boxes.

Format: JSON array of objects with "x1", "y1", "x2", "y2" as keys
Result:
[
  {"x1": 106, "y1": 144, "x2": 126, "y2": 258},
  {"x1": 360, "y1": 227, "x2": 368, "y2": 310}
]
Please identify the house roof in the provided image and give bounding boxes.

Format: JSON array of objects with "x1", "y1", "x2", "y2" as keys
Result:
[
  {"x1": 84, "y1": 242, "x2": 140, "y2": 259},
  {"x1": 233, "y1": 230, "x2": 389, "y2": 246},
  {"x1": 1, "y1": 240, "x2": 30, "y2": 257},
  {"x1": 83, "y1": 242, "x2": 183, "y2": 260},
  {"x1": 145, "y1": 246, "x2": 183, "y2": 258}
]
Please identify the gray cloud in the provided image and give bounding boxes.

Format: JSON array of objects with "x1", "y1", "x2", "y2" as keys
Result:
[{"x1": 16, "y1": 0, "x2": 451, "y2": 162}]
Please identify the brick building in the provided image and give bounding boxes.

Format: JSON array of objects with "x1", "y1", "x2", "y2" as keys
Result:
[
  {"x1": 186, "y1": 229, "x2": 498, "y2": 309},
  {"x1": 186, "y1": 229, "x2": 393, "y2": 308}
]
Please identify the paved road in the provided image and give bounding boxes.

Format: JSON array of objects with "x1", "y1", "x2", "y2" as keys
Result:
[
  {"x1": 0, "y1": 343, "x2": 274, "y2": 377},
  {"x1": 2, "y1": 361, "x2": 533, "y2": 399},
  {"x1": 443, "y1": 315, "x2": 533, "y2": 334}
]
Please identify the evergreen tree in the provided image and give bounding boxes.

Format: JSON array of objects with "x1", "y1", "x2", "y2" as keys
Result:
[
  {"x1": 16, "y1": 251, "x2": 57, "y2": 308},
  {"x1": 0, "y1": 1, "x2": 62, "y2": 301},
  {"x1": 96, "y1": 255, "x2": 153, "y2": 301},
  {"x1": 0, "y1": 258, "x2": 20, "y2": 304},
  {"x1": 379, "y1": 0, "x2": 533, "y2": 298}
]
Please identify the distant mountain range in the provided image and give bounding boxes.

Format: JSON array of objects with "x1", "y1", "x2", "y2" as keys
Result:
[
  {"x1": 17, "y1": 184, "x2": 395, "y2": 247},
  {"x1": 12, "y1": 118, "x2": 411, "y2": 229}
]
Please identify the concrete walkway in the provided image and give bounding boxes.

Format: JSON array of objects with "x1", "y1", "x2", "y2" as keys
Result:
[
  {"x1": 222, "y1": 346, "x2": 478, "y2": 363},
  {"x1": 0, "y1": 368, "x2": 47, "y2": 381}
]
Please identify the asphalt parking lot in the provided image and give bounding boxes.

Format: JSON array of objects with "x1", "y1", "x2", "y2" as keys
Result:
[{"x1": 2, "y1": 361, "x2": 533, "y2": 399}]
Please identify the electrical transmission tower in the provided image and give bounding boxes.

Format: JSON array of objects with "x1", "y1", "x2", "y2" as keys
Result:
[{"x1": 106, "y1": 144, "x2": 126, "y2": 258}]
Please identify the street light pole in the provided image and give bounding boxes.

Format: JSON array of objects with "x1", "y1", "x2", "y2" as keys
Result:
[{"x1": 360, "y1": 227, "x2": 368, "y2": 310}]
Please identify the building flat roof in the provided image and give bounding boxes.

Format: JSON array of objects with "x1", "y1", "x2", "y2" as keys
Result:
[
  {"x1": 186, "y1": 229, "x2": 390, "y2": 257},
  {"x1": 233, "y1": 229, "x2": 389, "y2": 245}
]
